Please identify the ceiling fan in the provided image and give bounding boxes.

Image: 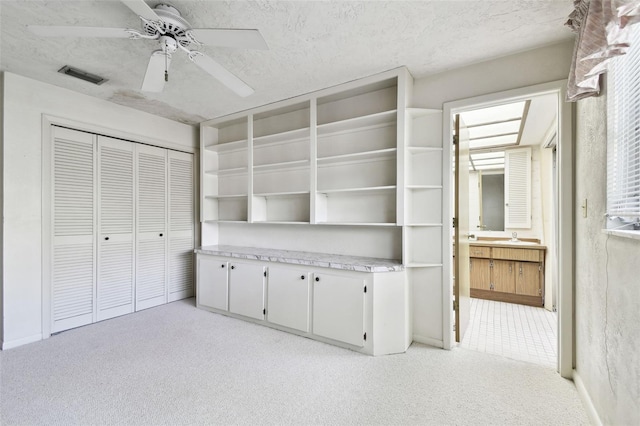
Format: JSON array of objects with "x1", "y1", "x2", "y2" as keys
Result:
[{"x1": 27, "y1": 0, "x2": 268, "y2": 96}]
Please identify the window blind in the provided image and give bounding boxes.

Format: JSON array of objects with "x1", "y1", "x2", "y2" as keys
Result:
[{"x1": 607, "y1": 24, "x2": 640, "y2": 220}]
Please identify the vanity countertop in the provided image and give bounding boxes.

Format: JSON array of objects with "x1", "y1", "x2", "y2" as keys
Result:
[
  {"x1": 195, "y1": 245, "x2": 404, "y2": 273},
  {"x1": 469, "y1": 240, "x2": 547, "y2": 250}
]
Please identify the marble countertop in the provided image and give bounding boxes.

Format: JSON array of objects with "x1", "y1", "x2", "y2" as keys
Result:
[{"x1": 195, "y1": 245, "x2": 404, "y2": 273}]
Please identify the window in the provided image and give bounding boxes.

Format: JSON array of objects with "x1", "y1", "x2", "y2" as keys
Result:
[{"x1": 607, "y1": 24, "x2": 640, "y2": 231}]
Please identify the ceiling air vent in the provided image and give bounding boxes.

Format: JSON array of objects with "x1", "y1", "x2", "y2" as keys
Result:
[{"x1": 58, "y1": 65, "x2": 108, "y2": 85}]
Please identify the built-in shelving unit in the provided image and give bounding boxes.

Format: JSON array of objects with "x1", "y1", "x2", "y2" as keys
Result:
[{"x1": 200, "y1": 69, "x2": 444, "y2": 268}]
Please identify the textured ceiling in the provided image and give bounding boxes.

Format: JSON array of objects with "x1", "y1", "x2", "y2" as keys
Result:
[{"x1": 0, "y1": 1, "x2": 574, "y2": 125}]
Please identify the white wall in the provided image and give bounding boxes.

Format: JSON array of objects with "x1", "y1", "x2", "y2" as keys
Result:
[
  {"x1": 574, "y1": 91, "x2": 640, "y2": 426},
  {"x1": 1, "y1": 72, "x2": 197, "y2": 349},
  {"x1": 411, "y1": 40, "x2": 573, "y2": 346}
]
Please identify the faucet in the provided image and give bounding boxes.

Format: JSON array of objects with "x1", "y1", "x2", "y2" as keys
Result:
[{"x1": 511, "y1": 232, "x2": 519, "y2": 242}]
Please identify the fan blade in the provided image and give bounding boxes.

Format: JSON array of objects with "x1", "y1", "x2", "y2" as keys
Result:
[
  {"x1": 121, "y1": 0, "x2": 161, "y2": 22},
  {"x1": 141, "y1": 50, "x2": 171, "y2": 92},
  {"x1": 190, "y1": 53, "x2": 254, "y2": 97},
  {"x1": 189, "y1": 29, "x2": 268, "y2": 50},
  {"x1": 27, "y1": 25, "x2": 132, "y2": 38}
]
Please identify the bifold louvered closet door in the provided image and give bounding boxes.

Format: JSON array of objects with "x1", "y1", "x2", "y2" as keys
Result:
[
  {"x1": 52, "y1": 127, "x2": 96, "y2": 333},
  {"x1": 50, "y1": 126, "x2": 194, "y2": 332},
  {"x1": 168, "y1": 151, "x2": 195, "y2": 301},
  {"x1": 136, "y1": 145, "x2": 168, "y2": 311},
  {"x1": 97, "y1": 136, "x2": 135, "y2": 320}
]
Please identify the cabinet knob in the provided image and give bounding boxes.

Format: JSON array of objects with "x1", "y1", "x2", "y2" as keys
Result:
[
  {"x1": 159, "y1": 233, "x2": 163, "y2": 237},
  {"x1": 300, "y1": 275, "x2": 305, "y2": 280},
  {"x1": 104, "y1": 237, "x2": 109, "y2": 241},
  {"x1": 315, "y1": 277, "x2": 320, "y2": 282},
  {"x1": 221, "y1": 264, "x2": 225, "y2": 268},
  {"x1": 231, "y1": 265, "x2": 235, "y2": 270}
]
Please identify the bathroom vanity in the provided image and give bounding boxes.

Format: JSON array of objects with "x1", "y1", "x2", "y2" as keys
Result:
[{"x1": 468, "y1": 239, "x2": 546, "y2": 307}]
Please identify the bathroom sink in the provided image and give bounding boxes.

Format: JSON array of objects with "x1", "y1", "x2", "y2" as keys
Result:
[{"x1": 490, "y1": 240, "x2": 539, "y2": 246}]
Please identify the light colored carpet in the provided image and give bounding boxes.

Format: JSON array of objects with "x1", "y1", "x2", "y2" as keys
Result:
[{"x1": 1, "y1": 299, "x2": 589, "y2": 425}]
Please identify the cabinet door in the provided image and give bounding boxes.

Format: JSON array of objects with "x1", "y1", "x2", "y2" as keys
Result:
[
  {"x1": 516, "y1": 262, "x2": 542, "y2": 296},
  {"x1": 136, "y1": 145, "x2": 168, "y2": 311},
  {"x1": 168, "y1": 151, "x2": 195, "y2": 302},
  {"x1": 97, "y1": 136, "x2": 135, "y2": 321},
  {"x1": 197, "y1": 256, "x2": 228, "y2": 311},
  {"x1": 492, "y1": 260, "x2": 516, "y2": 293},
  {"x1": 312, "y1": 273, "x2": 365, "y2": 347},
  {"x1": 267, "y1": 266, "x2": 310, "y2": 332},
  {"x1": 470, "y1": 258, "x2": 491, "y2": 290},
  {"x1": 229, "y1": 262, "x2": 265, "y2": 320}
]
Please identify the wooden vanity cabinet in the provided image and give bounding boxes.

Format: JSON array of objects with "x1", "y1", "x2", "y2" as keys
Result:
[{"x1": 469, "y1": 243, "x2": 545, "y2": 307}]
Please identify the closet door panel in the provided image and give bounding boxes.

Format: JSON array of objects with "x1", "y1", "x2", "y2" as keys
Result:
[
  {"x1": 136, "y1": 145, "x2": 168, "y2": 311},
  {"x1": 97, "y1": 136, "x2": 135, "y2": 320},
  {"x1": 51, "y1": 127, "x2": 96, "y2": 332},
  {"x1": 168, "y1": 151, "x2": 195, "y2": 301}
]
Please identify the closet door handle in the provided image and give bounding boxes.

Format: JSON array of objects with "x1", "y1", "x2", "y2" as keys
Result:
[
  {"x1": 159, "y1": 233, "x2": 163, "y2": 237},
  {"x1": 104, "y1": 237, "x2": 109, "y2": 241},
  {"x1": 315, "y1": 277, "x2": 320, "y2": 282},
  {"x1": 221, "y1": 264, "x2": 225, "y2": 268},
  {"x1": 231, "y1": 265, "x2": 235, "y2": 270},
  {"x1": 300, "y1": 275, "x2": 305, "y2": 280}
]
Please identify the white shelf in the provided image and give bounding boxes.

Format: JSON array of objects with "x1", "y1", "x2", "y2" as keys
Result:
[
  {"x1": 253, "y1": 159, "x2": 310, "y2": 173},
  {"x1": 317, "y1": 110, "x2": 396, "y2": 136},
  {"x1": 205, "y1": 194, "x2": 247, "y2": 199},
  {"x1": 205, "y1": 139, "x2": 247, "y2": 152},
  {"x1": 253, "y1": 127, "x2": 310, "y2": 146},
  {"x1": 405, "y1": 223, "x2": 443, "y2": 227},
  {"x1": 317, "y1": 186, "x2": 396, "y2": 195},
  {"x1": 205, "y1": 166, "x2": 248, "y2": 176},
  {"x1": 252, "y1": 220, "x2": 310, "y2": 225},
  {"x1": 204, "y1": 220, "x2": 247, "y2": 224},
  {"x1": 317, "y1": 148, "x2": 396, "y2": 165},
  {"x1": 253, "y1": 191, "x2": 310, "y2": 197},
  {"x1": 316, "y1": 222, "x2": 397, "y2": 227}
]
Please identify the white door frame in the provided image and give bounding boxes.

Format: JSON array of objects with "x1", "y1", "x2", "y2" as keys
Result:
[{"x1": 441, "y1": 80, "x2": 574, "y2": 378}]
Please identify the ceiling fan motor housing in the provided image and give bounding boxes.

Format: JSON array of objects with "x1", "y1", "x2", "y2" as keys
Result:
[{"x1": 142, "y1": 3, "x2": 191, "y2": 48}]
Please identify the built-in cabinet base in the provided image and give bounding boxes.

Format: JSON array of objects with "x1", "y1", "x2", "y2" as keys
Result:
[{"x1": 195, "y1": 250, "x2": 409, "y2": 356}]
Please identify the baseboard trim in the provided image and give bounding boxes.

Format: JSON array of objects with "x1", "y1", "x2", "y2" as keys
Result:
[
  {"x1": 573, "y1": 369, "x2": 602, "y2": 426},
  {"x1": 412, "y1": 335, "x2": 444, "y2": 348},
  {"x1": 2, "y1": 333, "x2": 43, "y2": 350}
]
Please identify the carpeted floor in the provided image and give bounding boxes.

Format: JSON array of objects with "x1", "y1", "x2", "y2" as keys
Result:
[{"x1": 0, "y1": 298, "x2": 589, "y2": 425}]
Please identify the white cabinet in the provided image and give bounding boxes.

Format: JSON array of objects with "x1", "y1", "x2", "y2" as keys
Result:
[
  {"x1": 229, "y1": 261, "x2": 265, "y2": 320},
  {"x1": 312, "y1": 272, "x2": 366, "y2": 347},
  {"x1": 266, "y1": 266, "x2": 310, "y2": 332},
  {"x1": 195, "y1": 250, "x2": 407, "y2": 356},
  {"x1": 197, "y1": 257, "x2": 229, "y2": 311}
]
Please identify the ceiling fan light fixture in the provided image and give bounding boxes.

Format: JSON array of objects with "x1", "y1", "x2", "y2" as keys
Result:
[{"x1": 58, "y1": 65, "x2": 108, "y2": 85}]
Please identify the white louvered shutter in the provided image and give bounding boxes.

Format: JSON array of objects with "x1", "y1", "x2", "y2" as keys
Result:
[
  {"x1": 136, "y1": 145, "x2": 168, "y2": 310},
  {"x1": 168, "y1": 151, "x2": 195, "y2": 301},
  {"x1": 51, "y1": 127, "x2": 96, "y2": 332},
  {"x1": 97, "y1": 136, "x2": 135, "y2": 320},
  {"x1": 504, "y1": 147, "x2": 531, "y2": 228}
]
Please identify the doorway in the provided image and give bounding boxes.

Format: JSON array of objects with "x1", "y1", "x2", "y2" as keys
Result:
[{"x1": 443, "y1": 81, "x2": 573, "y2": 377}]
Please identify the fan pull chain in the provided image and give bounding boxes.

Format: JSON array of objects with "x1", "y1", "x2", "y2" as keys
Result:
[{"x1": 164, "y1": 40, "x2": 169, "y2": 82}]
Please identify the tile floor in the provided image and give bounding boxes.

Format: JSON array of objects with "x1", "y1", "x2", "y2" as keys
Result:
[{"x1": 459, "y1": 298, "x2": 558, "y2": 368}]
